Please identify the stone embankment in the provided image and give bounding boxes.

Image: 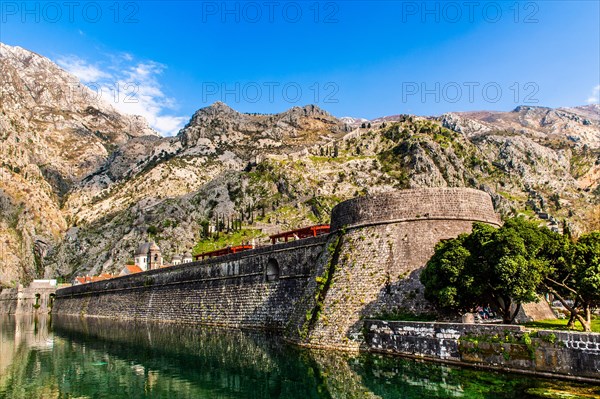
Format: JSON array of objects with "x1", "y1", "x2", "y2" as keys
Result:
[{"x1": 365, "y1": 320, "x2": 600, "y2": 382}]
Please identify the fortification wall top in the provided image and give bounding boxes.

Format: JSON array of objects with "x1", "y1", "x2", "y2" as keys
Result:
[
  {"x1": 330, "y1": 188, "x2": 500, "y2": 231},
  {"x1": 56, "y1": 234, "x2": 328, "y2": 297}
]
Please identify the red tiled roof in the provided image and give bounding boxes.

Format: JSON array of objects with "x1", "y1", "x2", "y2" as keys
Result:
[
  {"x1": 91, "y1": 274, "x2": 112, "y2": 282},
  {"x1": 124, "y1": 265, "x2": 143, "y2": 274},
  {"x1": 75, "y1": 273, "x2": 115, "y2": 284}
]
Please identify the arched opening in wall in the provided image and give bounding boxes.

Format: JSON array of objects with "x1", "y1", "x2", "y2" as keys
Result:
[
  {"x1": 266, "y1": 258, "x2": 280, "y2": 282},
  {"x1": 34, "y1": 293, "x2": 41, "y2": 310},
  {"x1": 49, "y1": 293, "x2": 56, "y2": 309}
]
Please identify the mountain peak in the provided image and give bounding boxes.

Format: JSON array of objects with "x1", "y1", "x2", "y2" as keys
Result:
[
  {"x1": 281, "y1": 104, "x2": 331, "y2": 118},
  {"x1": 512, "y1": 105, "x2": 552, "y2": 113},
  {"x1": 200, "y1": 101, "x2": 239, "y2": 114},
  {"x1": 0, "y1": 42, "x2": 42, "y2": 61},
  {"x1": 178, "y1": 102, "x2": 347, "y2": 154}
]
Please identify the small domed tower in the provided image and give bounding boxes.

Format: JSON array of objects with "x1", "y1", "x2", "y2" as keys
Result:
[
  {"x1": 182, "y1": 251, "x2": 193, "y2": 264},
  {"x1": 148, "y1": 241, "x2": 162, "y2": 270},
  {"x1": 135, "y1": 243, "x2": 151, "y2": 271}
]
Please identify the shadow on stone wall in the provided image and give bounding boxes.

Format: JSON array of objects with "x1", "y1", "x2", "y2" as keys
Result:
[
  {"x1": 357, "y1": 268, "x2": 442, "y2": 318},
  {"x1": 345, "y1": 268, "x2": 448, "y2": 346}
]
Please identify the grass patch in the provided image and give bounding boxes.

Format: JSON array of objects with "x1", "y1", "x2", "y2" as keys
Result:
[
  {"x1": 570, "y1": 153, "x2": 595, "y2": 179},
  {"x1": 497, "y1": 191, "x2": 525, "y2": 202},
  {"x1": 193, "y1": 229, "x2": 264, "y2": 255},
  {"x1": 524, "y1": 317, "x2": 600, "y2": 333}
]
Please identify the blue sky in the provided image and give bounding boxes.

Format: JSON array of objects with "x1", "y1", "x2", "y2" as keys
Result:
[{"x1": 1, "y1": 1, "x2": 599, "y2": 135}]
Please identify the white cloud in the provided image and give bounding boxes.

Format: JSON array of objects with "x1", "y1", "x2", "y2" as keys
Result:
[
  {"x1": 55, "y1": 53, "x2": 187, "y2": 136},
  {"x1": 587, "y1": 84, "x2": 600, "y2": 104},
  {"x1": 153, "y1": 115, "x2": 189, "y2": 134},
  {"x1": 57, "y1": 56, "x2": 111, "y2": 83}
]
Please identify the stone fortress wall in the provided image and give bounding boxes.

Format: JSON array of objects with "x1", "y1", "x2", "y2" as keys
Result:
[
  {"x1": 330, "y1": 188, "x2": 501, "y2": 231},
  {"x1": 53, "y1": 235, "x2": 327, "y2": 329},
  {"x1": 53, "y1": 188, "x2": 501, "y2": 348},
  {"x1": 287, "y1": 188, "x2": 501, "y2": 349},
  {"x1": 0, "y1": 280, "x2": 58, "y2": 314}
]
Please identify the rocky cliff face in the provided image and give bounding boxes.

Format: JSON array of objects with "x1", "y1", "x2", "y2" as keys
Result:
[
  {"x1": 0, "y1": 43, "x2": 157, "y2": 284},
  {"x1": 440, "y1": 105, "x2": 600, "y2": 148},
  {"x1": 1, "y1": 43, "x2": 598, "y2": 285},
  {"x1": 180, "y1": 102, "x2": 349, "y2": 158}
]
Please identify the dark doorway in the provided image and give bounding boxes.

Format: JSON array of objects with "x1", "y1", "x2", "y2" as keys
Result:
[{"x1": 266, "y1": 258, "x2": 280, "y2": 282}]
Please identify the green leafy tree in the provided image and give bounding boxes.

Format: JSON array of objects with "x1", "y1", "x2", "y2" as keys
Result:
[
  {"x1": 544, "y1": 232, "x2": 600, "y2": 331},
  {"x1": 480, "y1": 218, "x2": 557, "y2": 322},
  {"x1": 421, "y1": 219, "x2": 557, "y2": 324},
  {"x1": 420, "y1": 233, "x2": 473, "y2": 312}
]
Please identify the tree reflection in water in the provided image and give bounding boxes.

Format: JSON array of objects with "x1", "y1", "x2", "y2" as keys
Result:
[{"x1": 0, "y1": 315, "x2": 597, "y2": 399}]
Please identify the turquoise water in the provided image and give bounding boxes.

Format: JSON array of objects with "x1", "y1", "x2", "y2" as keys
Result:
[{"x1": 0, "y1": 315, "x2": 598, "y2": 399}]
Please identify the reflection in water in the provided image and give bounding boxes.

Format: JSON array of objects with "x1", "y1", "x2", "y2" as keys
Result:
[{"x1": 0, "y1": 315, "x2": 598, "y2": 399}]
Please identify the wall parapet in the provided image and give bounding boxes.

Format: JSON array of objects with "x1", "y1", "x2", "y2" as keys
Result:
[
  {"x1": 364, "y1": 320, "x2": 600, "y2": 382},
  {"x1": 330, "y1": 188, "x2": 501, "y2": 232},
  {"x1": 57, "y1": 235, "x2": 328, "y2": 298},
  {"x1": 53, "y1": 235, "x2": 328, "y2": 329},
  {"x1": 0, "y1": 286, "x2": 56, "y2": 314}
]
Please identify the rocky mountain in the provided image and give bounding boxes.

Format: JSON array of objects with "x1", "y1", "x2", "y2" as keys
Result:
[
  {"x1": 0, "y1": 43, "x2": 157, "y2": 284},
  {"x1": 180, "y1": 102, "x2": 349, "y2": 155},
  {"x1": 1, "y1": 43, "x2": 598, "y2": 286},
  {"x1": 441, "y1": 105, "x2": 600, "y2": 148}
]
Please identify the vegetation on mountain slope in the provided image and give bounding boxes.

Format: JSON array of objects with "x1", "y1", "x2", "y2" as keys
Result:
[
  {"x1": 1, "y1": 43, "x2": 599, "y2": 285},
  {"x1": 46, "y1": 113, "x2": 599, "y2": 283}
]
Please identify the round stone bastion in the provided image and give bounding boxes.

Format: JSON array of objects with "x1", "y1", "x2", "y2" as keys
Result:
[
  {"x1": 330, "y1": 187, "x2": 501, "y2": 232},
  {"x1": 296, "y1": 188, "x2": 502, "y2": 349}
]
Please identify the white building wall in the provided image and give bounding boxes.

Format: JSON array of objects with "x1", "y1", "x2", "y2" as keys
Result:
[{"x1": 135, "y1": 255, "x2": 148, "y2": 271}]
